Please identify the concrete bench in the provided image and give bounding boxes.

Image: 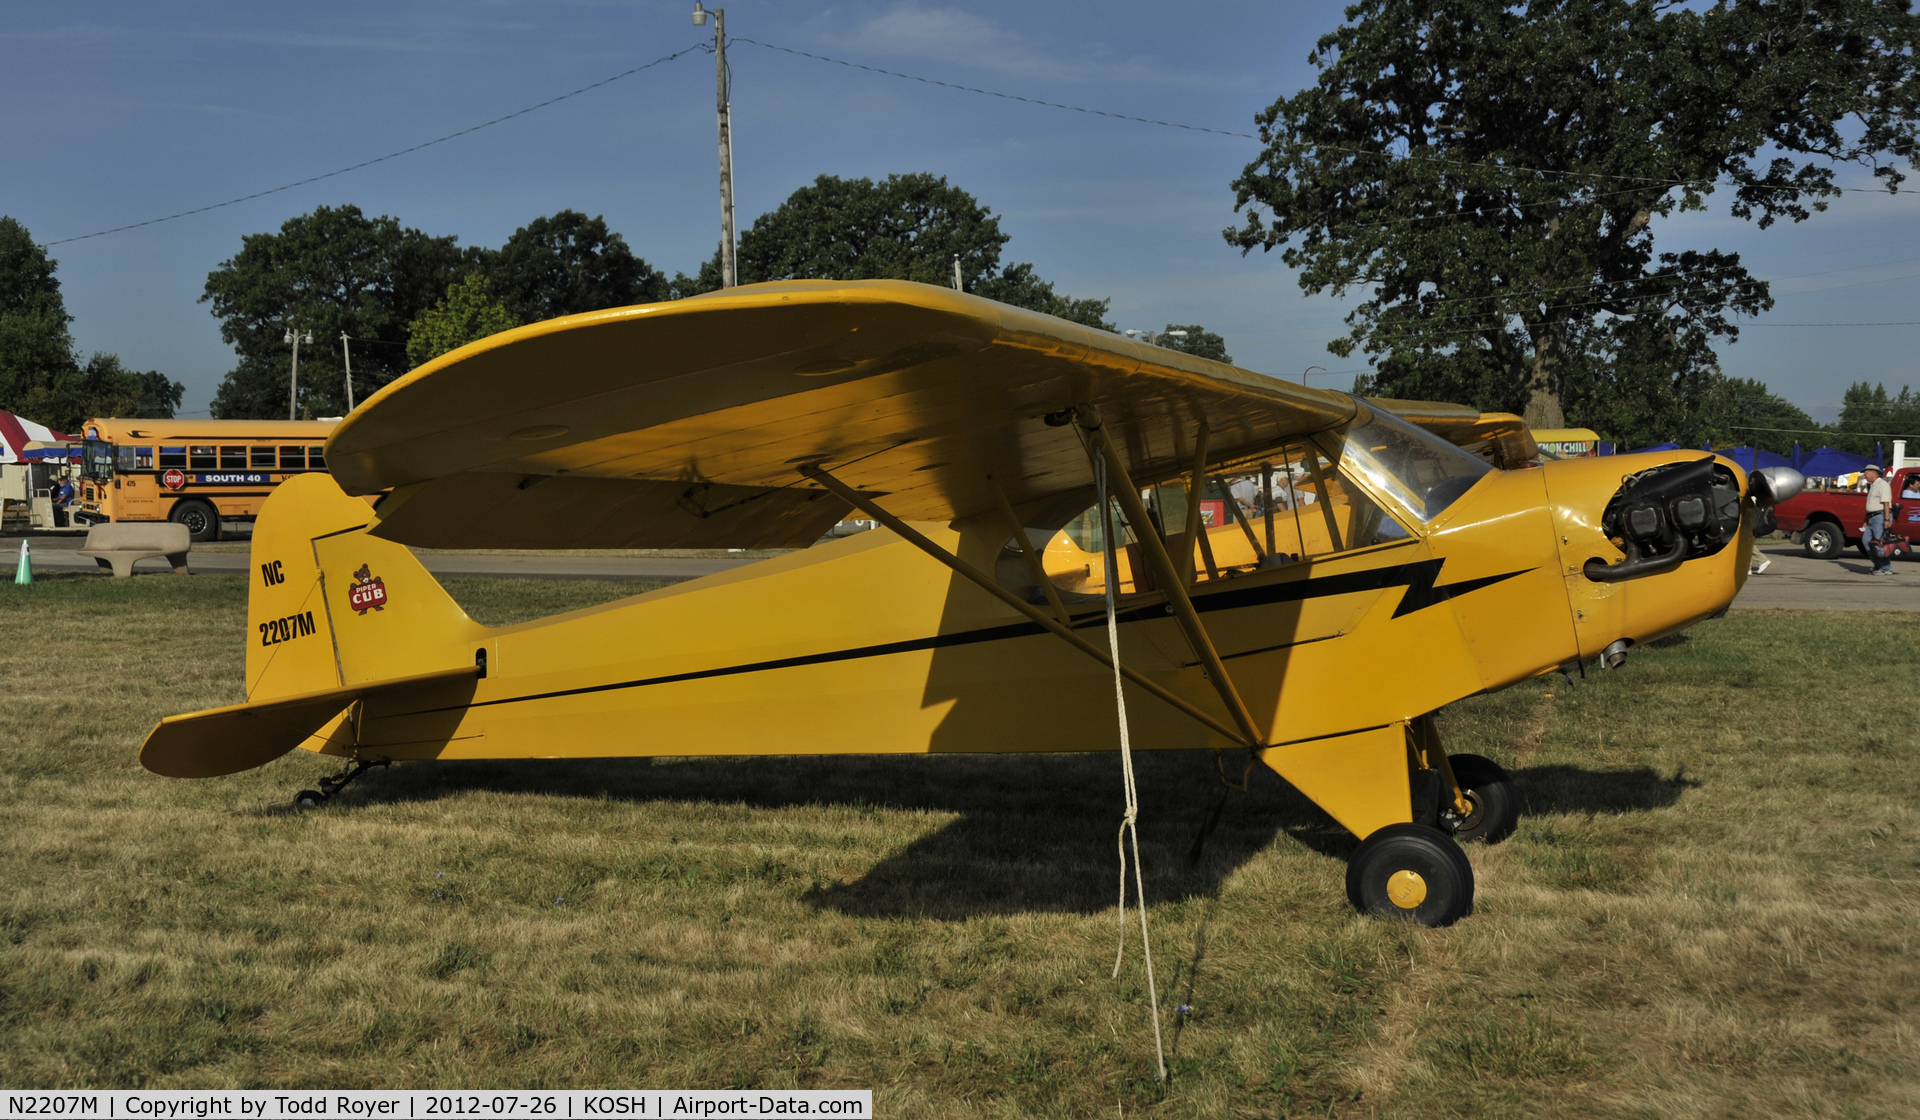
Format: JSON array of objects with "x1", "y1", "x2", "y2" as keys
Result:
[{"x1": 78, "y1": 522, "x2": 192, "y2": 578}]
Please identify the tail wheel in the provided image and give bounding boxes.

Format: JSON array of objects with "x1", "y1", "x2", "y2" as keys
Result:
[
  {"x1": 1802, "y1": 521, "x2": 1844, "y2": 559},
  {"x1": 169, "y1": 499, "x2": 219, "y2": 542},
  {"x1": 1346, "y1": 824, "x2": 1474, "y2": 926},
  {"x1": 292, "y1": 790, "x2": 324, "y2": 809},
  {"x1": 1447, "y1": 753, "x2": 1518, "y2": 845}
]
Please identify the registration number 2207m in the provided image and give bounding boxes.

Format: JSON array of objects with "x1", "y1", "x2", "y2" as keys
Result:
[{"x1": 259, "y1": 611, "x2": 317, "y2": 646}]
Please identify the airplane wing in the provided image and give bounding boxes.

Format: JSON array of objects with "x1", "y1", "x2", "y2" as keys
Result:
[
  {"x1": 327, "y1": 280, "x2": 1498, "y2": 548},
  {"x1": 1368, "y1": 399, "x2": 1538, "y2": 468}
]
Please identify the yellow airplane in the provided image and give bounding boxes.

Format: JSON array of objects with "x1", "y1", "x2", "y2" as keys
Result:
[{"x1": 139, "y1": 280, "x2": 1803, "y2": 926}]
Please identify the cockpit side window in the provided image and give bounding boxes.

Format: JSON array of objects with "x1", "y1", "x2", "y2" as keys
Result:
[{"x1": 1032, "y1": 434, "x2": 1414, "y2": 600}]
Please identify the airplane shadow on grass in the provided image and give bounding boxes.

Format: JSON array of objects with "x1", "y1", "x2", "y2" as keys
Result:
[{"x1": 338, "y1": 751, "x2": 1696, "y2": 921}]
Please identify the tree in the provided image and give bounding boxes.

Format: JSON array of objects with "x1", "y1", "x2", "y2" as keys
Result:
[
  {"x1": 973, "y1": 263, "x2": 1114, "y2": 332},
  {"x1": 0, "y1": 216, "x2": 74, "y2": 397},
  {"x1": 1834, "y1": 381, "x2": 1920, "y2": 455},
  {"x1": 1227, "y1": 0, "x2": 1920, "y2": 429},
  {"x1": 203, "y1": 205, "x2": 476, "y2": 418},
  {"x1": 713, "y1": 173, "x2": 1114, "y2": 329},
  {"x1": 1155, "y1": 324, "x2": 1231, "y2": 364},
  {"x1": 0, "y1": 216, "x2": 182, "y2": 430},
  {"x1": 484, "y1": 210, "x2": 668, "y2": 324},
  {"x1": 407, "y1": 273, "x2": 521, "y2": 367},
  {"x1": 1719, "y1": 377, "x2": 1820, "y2": 453}
]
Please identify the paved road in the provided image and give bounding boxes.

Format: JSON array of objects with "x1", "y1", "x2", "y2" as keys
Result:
[
  {"x1": 2, "y1": 533, "x2": 759, "y2": 584},
  {"x1": 10, "y1": 532, "x2": 1914, "y2": 608},
  {"x1": 1731, "y1": 541, "x2": 1920, "y2": 611}
]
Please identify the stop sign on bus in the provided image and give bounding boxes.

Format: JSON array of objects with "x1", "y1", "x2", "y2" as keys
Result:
[{"x1": 162, "y1": 468, "x2": 186, "y2": 490}]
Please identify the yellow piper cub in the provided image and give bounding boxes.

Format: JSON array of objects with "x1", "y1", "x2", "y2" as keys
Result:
[{"x1": 140, "y1": 280, "x2": 1802, "y2": 925}]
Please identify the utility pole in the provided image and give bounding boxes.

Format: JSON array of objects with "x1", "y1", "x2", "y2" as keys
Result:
[
  {"x1": 284, "y1": 327, "x2": 312, "y2": 420},
  {"x1": 340, "y1": 332, "x2": 356, "y2": 412},
  {"x1": 952, "y1": 255, "x2": 962, "y2": 291},
  {"x1": 693, "y1": 3, "x2": 737, "y2": 287}
]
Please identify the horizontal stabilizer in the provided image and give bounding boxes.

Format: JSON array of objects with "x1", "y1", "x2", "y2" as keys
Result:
[{"x1": 140, "y1": 664, "x2": 480, "y2": 779}]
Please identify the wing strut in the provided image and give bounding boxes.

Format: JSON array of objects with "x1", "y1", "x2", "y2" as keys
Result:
[
  {"x1": 799, "y1": 464, "x2": 1255, "y2": 748},
  {"x1": 1079, "y1": 411, "x2": 1270, "y2": 750},
  {"x1": 1176, "y1": 423, "x2": 1212, "y2": 587}
]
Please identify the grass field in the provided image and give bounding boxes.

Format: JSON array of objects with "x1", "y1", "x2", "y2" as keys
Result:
[{"x1": 1, "y1": 571, "x2": 1916, "y2": 1117}]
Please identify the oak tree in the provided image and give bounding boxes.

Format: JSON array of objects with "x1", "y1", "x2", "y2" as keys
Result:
[
  {"x1": 700, "y1": 174, "x2": 1114, "y2": 329},
  {"x1": 1227, "y1": 0, "x2": 1920, "y2": 430},
  {"x1": 485, "y1": 210, "x2": 668, "y2": 323},
  {"x1": 203, "y1": 205, "x2": 476, "y2": 418},
  {"x1": 1, "y1": 216, "x2": 181, "y2": 429}
]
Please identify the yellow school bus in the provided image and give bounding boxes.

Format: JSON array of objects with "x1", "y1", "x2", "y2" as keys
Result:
[{"x1": 76, "y1": 419, "x2": 340, "y2": 541}]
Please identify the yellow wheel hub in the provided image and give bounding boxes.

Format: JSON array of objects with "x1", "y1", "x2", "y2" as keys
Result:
[{"x1": 1386, "y1": 869, "x2": 1428, "y2": 909}]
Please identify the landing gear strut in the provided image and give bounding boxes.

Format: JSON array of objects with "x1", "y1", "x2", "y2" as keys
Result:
[{"x1": 292, "y1": 758, "x2": 388, "y2": 809}]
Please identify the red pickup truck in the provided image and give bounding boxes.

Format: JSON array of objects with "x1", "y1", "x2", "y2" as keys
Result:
[{"x1": 1773, "y1": 466, "x2": 1919, "y2": 559}]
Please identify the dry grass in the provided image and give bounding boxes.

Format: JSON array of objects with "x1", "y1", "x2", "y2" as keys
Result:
[{"x1": 1, "y1": 570, "x2": 1916, "y2": 1116}]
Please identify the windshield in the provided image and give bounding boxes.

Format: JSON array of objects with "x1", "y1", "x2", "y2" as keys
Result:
[
  {"x1": 1318, "y1": 407, "x2": 1493, "y2": 523},
  {"x1": 81, "y1": 439, "x2": 114, "y2": 481}
]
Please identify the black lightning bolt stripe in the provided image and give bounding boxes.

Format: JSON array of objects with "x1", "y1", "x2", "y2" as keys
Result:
[{"x1": 404, "y1": 558, "x2": 1535, "y2": 715}]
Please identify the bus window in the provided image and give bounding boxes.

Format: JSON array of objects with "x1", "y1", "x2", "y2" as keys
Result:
[
  {"x1": 220, "y1": 446, "x2": 246, "y2": 469},
  {"x1": 115, "y1": 446, "x2": 149, "y2": 472},
  {"x1": 251, "y1": 446, "x2": 276, "y2": 470},
  {"x1": 159, "y1": 447, "x2": 187, "y2": 468},
  {"x1": 190, "y1": 446, "x2": 216, "y2": 469},
  {"x1": 308, "y1": 446, "x2": 327, "y2": 470},
  {"x1": 279, "y1": 447, "x2": 306, "y2": 470}
]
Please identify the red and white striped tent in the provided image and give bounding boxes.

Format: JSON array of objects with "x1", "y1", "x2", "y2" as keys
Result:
[{"x1": 0, "y1": 409, "x2": 74, "y2": 465}]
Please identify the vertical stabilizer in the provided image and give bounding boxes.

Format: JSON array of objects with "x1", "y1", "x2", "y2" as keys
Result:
[{"x1": 247, "y1": 473, "x2": 483, "y2": 702}]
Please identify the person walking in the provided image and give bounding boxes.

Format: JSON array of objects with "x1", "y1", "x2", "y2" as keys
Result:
[{"x1": 1862, "y1": 464, "x2": 1895, "y2": 575}]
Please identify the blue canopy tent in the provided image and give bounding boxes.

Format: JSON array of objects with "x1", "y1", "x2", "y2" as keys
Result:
[
  {"x1": 1716, "y1": 446, "x2": 1793, "y2": 471},
  {"x1": 1629, "y1": 441, "x2": 1682, "y2": 453},
  {"x1": 1797, "y1": 446, "x2": 1872, "y2": 479}
]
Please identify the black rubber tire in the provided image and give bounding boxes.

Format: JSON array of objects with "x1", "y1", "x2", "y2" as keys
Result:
[
  {"x1": 293, "y1": 790, "x2": 325, "y2": 809},
  {"x1": 1346, "y1": 823, "x2": 1474, "y2": 926},
  {"x1": 1446, "y1": 753, "x2": 1519, "y2": 845},
  {"x1": 1801, "y1": 520, "x2": 1844, "y2": 559},
  {"x1": 169, "y1": 499, "x2": 220, "y2": 543}
]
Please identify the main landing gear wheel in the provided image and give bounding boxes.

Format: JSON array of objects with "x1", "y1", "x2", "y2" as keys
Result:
[
  {"x1": 1346, "y1": 824, "x2": 1474, "y2": 926},
  {"x1": 1447, "y1": 753, "x2": 1518, "y2": 845}
]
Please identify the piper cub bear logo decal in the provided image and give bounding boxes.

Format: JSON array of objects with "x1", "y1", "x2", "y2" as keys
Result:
[{"x1": 348, "y1": 563, "x2": 388, "y2": 614}]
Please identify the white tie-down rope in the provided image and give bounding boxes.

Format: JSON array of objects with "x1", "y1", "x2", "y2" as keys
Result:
[{"x1": 1096, "y1": 449, "x2": 1167, "y2": 1085}]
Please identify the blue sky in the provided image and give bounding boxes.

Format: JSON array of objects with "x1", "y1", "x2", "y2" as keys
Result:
[{"x1": 4, "y1": 1, "x2": 1917, "y2": 423}]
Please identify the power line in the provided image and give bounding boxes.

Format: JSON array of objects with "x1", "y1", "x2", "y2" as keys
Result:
[
  {"x1": 740, "y1": 37, "x2": 1920, "y2": 199},
  {"x1": 40, "y1": 33, "x2": 1920, "y2": 254},
  {"x1": 43, "y1": 44, "x2": 708, "y2": 247},
  {"x1": 1732, "y1": 425, "x2": 1917, "y2": 437},
  {"x1": 730, "y1": 38, "x2": 1260, "y2": 140}
]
